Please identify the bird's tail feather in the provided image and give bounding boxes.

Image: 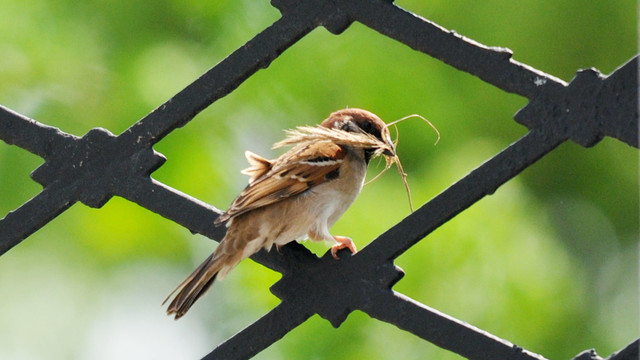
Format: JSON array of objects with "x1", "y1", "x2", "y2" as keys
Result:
[{"x1": 164, "y1": 253, "x2": 224, "y2": 320}]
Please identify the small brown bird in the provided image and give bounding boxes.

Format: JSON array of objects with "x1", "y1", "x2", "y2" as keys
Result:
[{"x1": 165, "y1": 108, "x2": 397, "y2": 319}]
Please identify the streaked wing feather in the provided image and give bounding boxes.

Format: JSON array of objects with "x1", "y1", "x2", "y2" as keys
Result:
[{"x1": 216, "y1": 141, "x2": 344, "y2": 223}]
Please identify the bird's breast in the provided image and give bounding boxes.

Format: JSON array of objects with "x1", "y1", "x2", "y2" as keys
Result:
[{"x1": 309, "y1": 151, "x2": 367, "y2": 227}]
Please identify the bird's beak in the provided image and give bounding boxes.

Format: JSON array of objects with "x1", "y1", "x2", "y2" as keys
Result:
[{"x1": 382, "y1": 134, "x2": 395, "y2": 157}]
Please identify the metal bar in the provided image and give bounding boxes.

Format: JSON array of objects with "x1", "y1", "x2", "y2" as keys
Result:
[
  {"x1": 605, "y1": 339, "x2": 639, "y2": 360},
  {"x1": 0, "y1": 105, "x2": 78, "y2": 159},
  {"x1": 361, "y1": 290, "x2": 548, "y2": 360},
  {"x1": 342, "y1": 0, "x2": 567, "y2": 99},
  {"x1": 202, "y1": 300, "x2": 313, "y2": 360},
  {"x1": 0, "y1": 186, "x2": 76, "y2": 255},
  {"x1": 117, "y1": 177, "x2": 227, "y2": 241}
]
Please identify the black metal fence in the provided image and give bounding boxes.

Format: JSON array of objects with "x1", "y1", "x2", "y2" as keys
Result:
[{"x1": 1, "y1": 0, "x2": 638, "y2": 359}]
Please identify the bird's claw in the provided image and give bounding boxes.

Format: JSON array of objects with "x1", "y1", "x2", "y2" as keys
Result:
[{"x1": 331, "y1": 236, "x2": 357, "y2": 259}]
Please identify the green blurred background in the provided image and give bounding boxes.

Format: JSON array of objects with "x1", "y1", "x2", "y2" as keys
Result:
[{"x1": 0, "y1": 0, "x2": 637, "y2": 359}]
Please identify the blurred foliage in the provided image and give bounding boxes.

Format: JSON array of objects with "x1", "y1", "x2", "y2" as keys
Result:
[{"x1": 0, "y1": 0, "x2": 637, "y2": 359}]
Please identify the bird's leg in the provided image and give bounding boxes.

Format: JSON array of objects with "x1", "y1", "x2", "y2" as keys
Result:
[{"x1": 330, "y1": 235, "x2": 357, "y2": 259}]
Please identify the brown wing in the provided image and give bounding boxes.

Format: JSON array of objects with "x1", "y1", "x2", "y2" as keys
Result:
[{"x1": 215, "y1": 141, "x2": 345, "y2": 224}]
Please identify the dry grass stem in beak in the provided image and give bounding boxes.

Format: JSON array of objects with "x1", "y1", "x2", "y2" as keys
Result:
[
  {"x1": 380, "y1": 114, "x2": 441, "y2": 212},
  {"x1": 392, "y1": 154, "x2": 413, "y2": 212},
  {"x1": 273, "y1": 126, "x2": 383, "y2": 150},
  {"x1": 385, "y1": 114, "x2": 440, "y2": 145}
]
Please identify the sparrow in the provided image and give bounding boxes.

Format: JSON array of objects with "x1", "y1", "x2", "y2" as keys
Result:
[{"x1": 165, "y1": 108, "x2": 397, "y2": 319}]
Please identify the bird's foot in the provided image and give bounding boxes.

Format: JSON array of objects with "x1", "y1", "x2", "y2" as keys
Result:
[{"x1": 330, "y1": 236, "x2": 357, "y2": 259}]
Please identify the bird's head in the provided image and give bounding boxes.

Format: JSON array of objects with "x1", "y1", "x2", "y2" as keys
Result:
[{"x1": 321, "y1": 108, "x2": 395, "y2": 161}]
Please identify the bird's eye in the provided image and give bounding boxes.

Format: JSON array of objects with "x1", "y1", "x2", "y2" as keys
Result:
[{"x1": 361, "y1": 120, "x2": 373, "y2": 133}]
